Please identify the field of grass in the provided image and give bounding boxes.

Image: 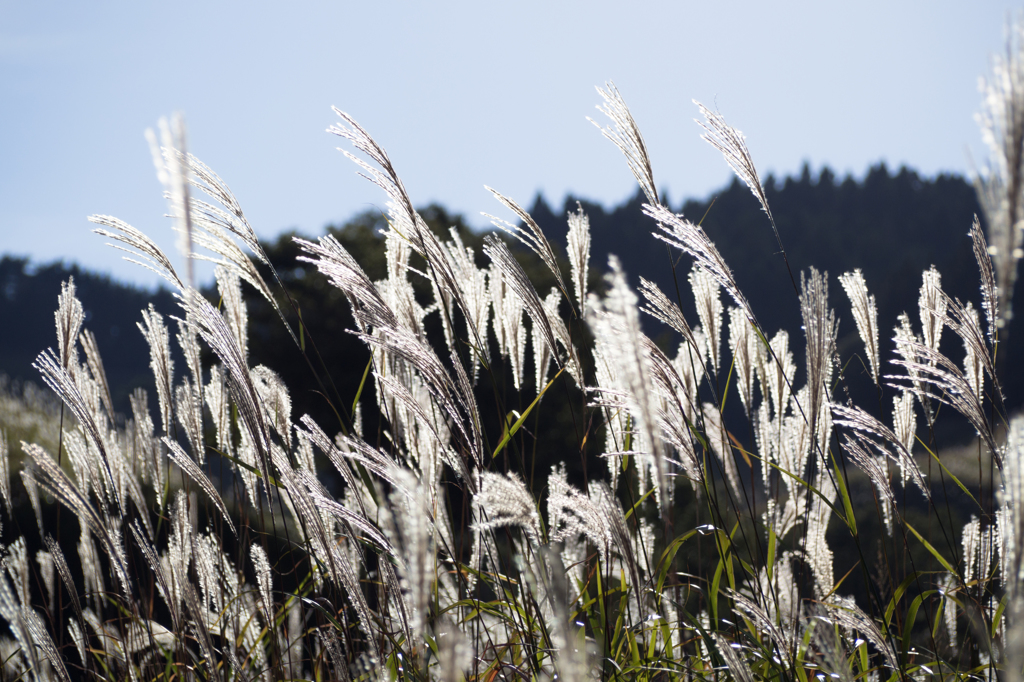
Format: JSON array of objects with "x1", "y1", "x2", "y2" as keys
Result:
[{"x1": 3, "y1": 22, "x2": 1024, "y2": 682}]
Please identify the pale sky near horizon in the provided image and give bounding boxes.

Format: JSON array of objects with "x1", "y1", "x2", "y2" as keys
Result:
[{"x1": 1, "y1": 1, "x2": 1019, "y2": 289}]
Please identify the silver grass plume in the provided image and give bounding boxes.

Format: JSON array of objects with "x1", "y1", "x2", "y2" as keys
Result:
[
  {"x1": 0, "y1": 432, "x2": 8, "y2": 517},
  {"x1": 175, "y1": 378, "x2": 205, "y2": 464},
  {"x1": 251, "y1": 544, "x2": 274, "y2": 627},
  {"x1": 378, "y1": 467, "x2": 432, "y2": 645},
  {"x1": 893, "y1": 313, "x2": 929, "y2": 417},
  {"x1": 181, "y1": 145, "x2": 297, "y2": 339},
  {"x1": 177, "y1": 148, "x2": 266, "y2": 263},
  {"x1": 800, "y1": 267, "x2": 837, "y2": 456},
  {"x1": 728, "y1": 306, "x2": 759, "y2": 416},
  {"x1": 485, "y1": 188, "x2": 569, "y2": 299},
  {"x1": 975, "y1": 20, "x2": 1024, "y2": 332},
  {"x1": 45, "y1": 536, "x2": 84, "y2": 624},
  {"x1": 586, "y1": 256, "x2": 669, "y2": 515},
  {"x1": 939, "y1": 572, "x2": 958, "y2": 651},
  {"x1": 191, "y1": 219, "x2": 298, "y2": 345},
  {"x1": 591, "y1": 82, "x2": 658, "y2": 205},
  {"x1": 713, "y1": 633, "x2": 756, "y2": 682},
  {"x1": 484, "y1": 235, "x2": 563, "y2": 375},
  {"x1": 887, "y1": 331, "x2": 1000, "y2": 465},
  {"x1": 839, "y1": 269, "x2": 880, "y2": 384},
  {"x1": 702, "y1": 402, "x2": 743, "y2": 503},
  {"x1": 19, "y1": 471, "x2": 42, "y2": 538},
  {"x1": 695, "y1": 101, "x2": 772, "y2": 222},
  {"x1": 642, "y1": 337, "x2": 703, "y2": 489},
  {"x1": 179, "y1": 287, "x2": 275, "y2": 497},
  {"x1": 829, "y1": 597, "x2": 899, "y2": 672},
  {"x1": 644, "y1": 203, "x2": 758, "y2": 327},
  {"x1": 178, "y1": 315, "x2": 204, "y2": 391},
  {"x1": 80, "y1": 328, "x2": 115, "y2": 423},
  {"x1": 547, "y1": 473, "x2": 643, "y2": 601},
  {"x1": 970, "y1": 214, "x2": 1000, "y2": 343},
  {"x1": 639, "y1": 276, "x2": 699, "y2": 352},
  {"x1": 147, "y1": 113, "x2": 195, "y2": 288},
  {"x1": 32, "y1": 349, "x2": 120, "y2": 504},
  {"x1": 831, "y1": 404, "x2": 930, "y2": 500},
  {"x1": 3, "y1": 539, "x2": 28, "y2": 612},
  {"x1": 163, "y1": 437, "x2": 236, "y2": 536},
  {"x1": 442, "y1": 228, "x2": 491, "y2": 379},
  {"x1": 962, "y1": 516, "x2": 992, "y2": 588},
  {"x1": 942, "y1": 290, "x2": 1002, "y2": 404},
  {"x1": 329, "y1": 109, "x2": 487, "y2": 355},
  {"x1": 473, "y1": 471, "x2": 541, "y2": 546},
  {"x1": 1001, "y1": 414, "x2": 1024, "y2": 593},
  {"x1": 251, "y1": 365, "x2": 293, "y2": 452},
  {"x1": 130, "y1": 388, "x2": 162, "y2": 493},
  {"x1": 21, "y1": 442, "x2": 131, "y2": 592},
  {"x1": 90, "y1": 214, "x2": 183, "y2": 289},
  {"x1": 689, "y1": 266, "x2": 723, "y2": 374},
  {"x1": 216, "y1": 265, "x2": 249, "y2": 365},
  {"x1": 566, "y1": 203, "x2": 591, "y2": 311},
  {"x1": 762, "y1": 330, "x2": 795, "y2": 422},
  {"x1": 298, "y1": 234, "x2": 477, "y2": 455},
  {"x1": 804, "y1": 467, "x2": 837, "y2": 600},
  {"x1": 138, "y1": 304, "x2": 175, "y2": 435},
  {"x1": 963, "y1": 302, "x2": 986, "y2": 404},
  {"x1": 489, "y1": 259, "x2": 527, "y2": 389},
  {"x1": 919, "y1": 266, "x2": 946, "y2": 354},
  {"x1": 55, "y1": 277, "x2": 84, "y2": 371},
  {"x1": 842, "y1": 434, "x2": 896, "y2": 537},
  {"x1": 892, "y1": 390, "x2": 917, "y2": 489},
  {"x1": 533, "y1": 288, "x2": 561, "y2": 394}
]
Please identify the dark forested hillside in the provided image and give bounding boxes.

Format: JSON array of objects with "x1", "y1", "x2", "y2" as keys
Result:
[
  {"x1": 0, "y1": 257, "x2": 179, "y2": 415},
  {"x1": 4, "y1": 163, "x2": 1017, "y2": 439}
]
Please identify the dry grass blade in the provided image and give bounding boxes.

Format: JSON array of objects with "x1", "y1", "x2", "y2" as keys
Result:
[
  {"x1": 179, "y1": 288, "x2": 275, "y2": 496},
  {"x1": 644, "y1": 203, "x2": 758, "y2": 328},
  {"x1": 940, "y1": 291, "x2": 1002, "y2": 405},
  {"x1": 32, "y1": 349, "x2": 120, "y2": 503},
  {"x1": 587, "y1": 256, "x2": 668, "y2": 515},
  {"x1": 484, "y1": 235, "x2": 562, "y2": 371},
  {"x1": 639, "y1": 277, "x2": 698, "y2": 348},
  {"x1": 886, "y1": 336, "x2": 1000, "y2": 466},
  {"x1": 21, "y1": 442, "x2": 132, "y2": 593},
  {"x1": 484, "y1": 188, "x2": 569, "y2": 299},
  {"x1": 841, "y1": 434, "x2": 896, "y2": 536},
  {"x1": 800, "y1": 267, "x2": 837, "y2": 450},
  {"x1": 591, "y1": 82, "x2": 658, "y2": 205},
  {"x1": 80, "y1": 329, "x2": 115, "y2": 422},
  {"x1": 566, "y1": 203, "x2": 591, "y2": 311},
  {"x1": 138, "y1": 305, "x2": 175, "y2": 435},
  {"x1": 163, "y1": 437, "x2": 236, "y2": 536},
  {"x1": 838, "y1": 269, "x2": 880, "y2": 384},
  {"x1": 89, "y1": 215, "x2": 183, "y2": 289},
  {"x1": 830, "y1": 403, "x2": 931, "y2": 499},
  {"x1": 969, "y1": 215, "x2": 999, "y2": 343},
  {"x1": 0, "y1": 431, "x2": 9, "y2": 517},
  {"x1": 192, "y1": 227, "x2": 298, "y2": 344},
  {"x1": 54, "y1": 277, "x2": 84, "y2": 371},
  {"x1": 695, "y1": 101, "x2": 771, "y2": 220},
  {"x1": 43, "y1": 536, "x2": 83, "y2": 623}
]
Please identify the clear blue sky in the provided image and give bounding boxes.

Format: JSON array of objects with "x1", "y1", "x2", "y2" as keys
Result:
[{"x1": 1, "y1": 1, "x2": 1018, "y2": 289}]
